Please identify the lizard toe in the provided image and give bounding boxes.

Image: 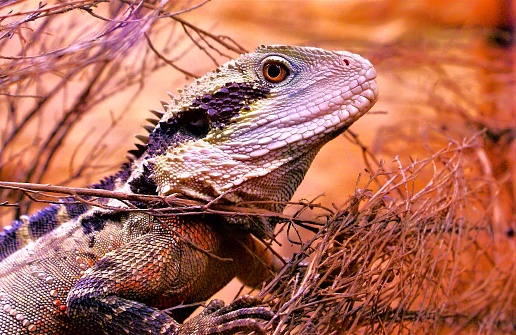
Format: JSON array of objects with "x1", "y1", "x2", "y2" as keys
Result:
[{"x1": 177, "y1": 296, "x2": 273, "y2": 335}]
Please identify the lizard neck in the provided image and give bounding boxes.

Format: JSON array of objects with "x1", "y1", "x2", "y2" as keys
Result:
[{"x1": 228, "y1": 143, "x2": 323, "y2": 212}]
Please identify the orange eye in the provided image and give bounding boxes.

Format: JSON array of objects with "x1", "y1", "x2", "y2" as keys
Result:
[{"x1": 262, "y1": 61, "x2": 290, "y2": 83}]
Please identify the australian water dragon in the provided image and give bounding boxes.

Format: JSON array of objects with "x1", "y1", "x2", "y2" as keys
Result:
[{"x1": 0, "y1": 45, "x2": 378, "y2": 334}]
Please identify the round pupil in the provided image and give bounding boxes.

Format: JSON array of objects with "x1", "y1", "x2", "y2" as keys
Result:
[{"x1": 267, "y1": 64, "x2": 282, "y2": 78}]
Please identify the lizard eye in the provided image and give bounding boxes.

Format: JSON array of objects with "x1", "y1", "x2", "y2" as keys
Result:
[{"x1": 262, "y1": 59, "x2": 290, "y2": 83}]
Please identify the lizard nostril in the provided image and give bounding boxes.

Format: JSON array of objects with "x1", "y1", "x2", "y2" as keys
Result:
[{"x1": 342, "y1": 58, "x2": 350, "y2": 66}]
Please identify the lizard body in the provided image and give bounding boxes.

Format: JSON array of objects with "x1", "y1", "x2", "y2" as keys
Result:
[{"x1": 0, "y1": 45, "x2": 378, "y2": 334}]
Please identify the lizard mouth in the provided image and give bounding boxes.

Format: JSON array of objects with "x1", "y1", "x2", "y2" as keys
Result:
[{"x1": 234, "y1": 76, "x2": 378, "y2": 157}]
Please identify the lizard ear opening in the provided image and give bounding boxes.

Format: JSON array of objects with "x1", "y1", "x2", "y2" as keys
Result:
[{"x1": 181, "y1": 109, "x2": 211, "y2": 137}]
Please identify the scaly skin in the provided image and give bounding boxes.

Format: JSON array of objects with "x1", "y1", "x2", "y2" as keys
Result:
[{"x1": 0, "y1": 45, "x2": 378, "y2": 334}]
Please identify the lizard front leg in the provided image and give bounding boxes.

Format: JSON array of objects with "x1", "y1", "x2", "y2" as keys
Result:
[
  {"x1": 67, "y1": 222, "x2": 274, "y2": 334},
  {"x1": 67, "y1": 232, "x2": 181, "y2": 334}
]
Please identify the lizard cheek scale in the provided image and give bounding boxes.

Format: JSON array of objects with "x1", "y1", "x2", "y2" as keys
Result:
[{"x1": 0, "y1": 45, "x2": 378, "y2": 334}]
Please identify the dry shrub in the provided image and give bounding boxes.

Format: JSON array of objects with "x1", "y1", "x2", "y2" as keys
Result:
[{"x1": 262, "y1": 132, "x2": 515, "y2": 334}]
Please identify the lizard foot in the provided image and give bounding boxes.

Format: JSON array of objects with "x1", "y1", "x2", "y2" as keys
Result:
[{"x1": 178, "y1": 295, "x2": 274, "y2": 335}]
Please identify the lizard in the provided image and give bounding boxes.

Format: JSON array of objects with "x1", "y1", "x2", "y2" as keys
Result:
[{"x1": 0, "y1": 45, "x2": 378, "y2": 334}]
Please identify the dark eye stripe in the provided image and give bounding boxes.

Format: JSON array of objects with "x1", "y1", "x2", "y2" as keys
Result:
[
  {"x1": 143, "y1": 82, "x2": 269, "y2": 159},
  {"x1": 188, "y1": 82, "x2": 269, "y2": 130}
]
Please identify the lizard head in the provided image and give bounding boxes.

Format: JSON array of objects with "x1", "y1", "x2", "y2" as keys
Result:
[{"x1": 131, "y1": 45, "x2": 378, "y2": 209}]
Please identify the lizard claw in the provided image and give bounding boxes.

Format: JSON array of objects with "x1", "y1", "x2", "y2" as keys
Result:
[{"x1": 178, "y1": 295, "x2": 273, "y2": 335}]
